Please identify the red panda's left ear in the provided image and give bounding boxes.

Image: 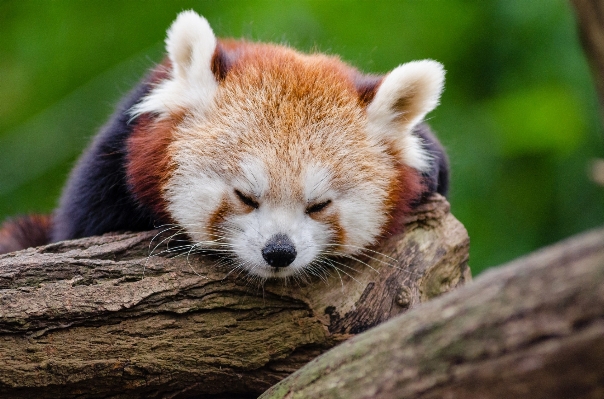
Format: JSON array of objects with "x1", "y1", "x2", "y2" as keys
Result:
[
  {"x1": 365, "y1": 60, "x2": 445, "y2": 172},
  {"x1": 131, "y1": 11, "x2": 219, "y2": 119}
]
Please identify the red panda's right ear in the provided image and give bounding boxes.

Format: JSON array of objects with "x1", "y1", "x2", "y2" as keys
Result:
[
  {"x1": 365, "y1": 60, "x2": 445, "y2": 172},
  {"x1": 130, "y1": 11, "x2": 219, "y2": 119}
]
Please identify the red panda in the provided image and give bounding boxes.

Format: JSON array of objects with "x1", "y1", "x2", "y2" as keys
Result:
[{"x1": 0, "y1": 11, "x2": 449, "y2": 279}]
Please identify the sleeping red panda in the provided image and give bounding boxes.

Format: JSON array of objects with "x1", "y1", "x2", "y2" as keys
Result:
[{"x1": 0, "y1": 11, "x2": 449, "y2": 279}]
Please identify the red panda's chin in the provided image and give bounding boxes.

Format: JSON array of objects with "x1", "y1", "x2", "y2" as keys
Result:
[{"x1": 245, "y1": 264, "x2": 303, "y2": 279}]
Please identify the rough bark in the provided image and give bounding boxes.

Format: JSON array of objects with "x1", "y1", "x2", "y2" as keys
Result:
[
  {"x1": 260, "y1": 227, "x2": 604, "y2": 399},
  {"x1": 0, "y1": 194, "x2": 470, "y2": 398}
]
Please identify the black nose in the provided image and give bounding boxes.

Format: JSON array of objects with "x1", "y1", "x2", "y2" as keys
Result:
[{"x1": 261, "y1": 234, "x2": 297, "y2": 268}]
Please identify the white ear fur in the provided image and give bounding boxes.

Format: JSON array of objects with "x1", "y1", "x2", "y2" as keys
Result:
[
  {"x1": 366, "y1": 60, "x2": 445, "y2": 172},
  {"x1": 166, "y1": 11, "x2": 216, "y2": 82},
  {"x1": 130, "y1": 10, "x2": 218, "y2": 118}
]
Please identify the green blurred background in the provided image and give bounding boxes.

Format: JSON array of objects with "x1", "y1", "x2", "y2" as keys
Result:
[{"x1": 1, "y1": 1, "x2": 602, "y2": 274}]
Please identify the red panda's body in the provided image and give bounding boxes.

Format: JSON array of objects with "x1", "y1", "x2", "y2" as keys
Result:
[{"x1": 0, "y1": 11, "x2": 449, "y2": 279}]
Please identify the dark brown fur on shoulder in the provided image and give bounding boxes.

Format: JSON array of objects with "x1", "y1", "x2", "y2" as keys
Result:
[{"x1": 0, "y1": 214, "x2": 52, "y2": 254}]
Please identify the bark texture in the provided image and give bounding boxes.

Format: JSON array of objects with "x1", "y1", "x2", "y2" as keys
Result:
[
  {"x1": 0, "y1": 194, "x2": 470, "y2": 398},
  {"x1": 261, "y1": 227, "x2": 604, "y2": 399}
]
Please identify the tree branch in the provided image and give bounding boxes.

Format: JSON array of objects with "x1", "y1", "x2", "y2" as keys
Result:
[
  {"x1": 260, "y1": 227, "x2": 604, "y2": 399},
  {"x1": 0, "y1": 194, "x2": 469, "y2": 398}
]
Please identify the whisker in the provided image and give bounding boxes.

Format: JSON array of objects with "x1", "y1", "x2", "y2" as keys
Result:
[
  {"x1": 317, "y1": 258, "x2": 364, "y2": 287},
  {"x1": 144, "y1": 226, "x2": 190, "y2": 278},
  {"x1": 323, "y1": 244, "x2": 421, "y2": 277},
  {"x1": 325, "y1": 243, "x2": 399, "y2": 263},
  {"x1": 322, "y1": 251, "x2": 381, "y2": 275}
]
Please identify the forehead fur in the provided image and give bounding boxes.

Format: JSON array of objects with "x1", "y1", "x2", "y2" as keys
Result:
[{"x1": 169, "y1": 42, "x2": 397, "y2": 202}]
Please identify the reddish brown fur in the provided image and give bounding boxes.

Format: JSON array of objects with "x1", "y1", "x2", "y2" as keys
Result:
[
  {"x1": 214, "y1": 39, "x2": 384, "y2": 106},
  {"x1": 353, "y1": 74, "x2": 383, "y2": 106},
  {"x1": 207, "y1": 197, "x2": 232, "y2": 241},
  {"x1": 307, "y1": 207, "x2": 347, "y2": 248},
  {"x1": 325, "y1": 214, "x2": 347, "y2": 248},
  {"x1": 211, "y1": 40, "x2": 240, "y2": 82},
  {"x1": 225, "y1": 42, "x2": 363, "y2": 101},
  {"x1": 126, "y1": 114, "x2": 178, "y2": 223},
  {"x1": 382, "y1": 164, "x2": 425, "y2": 237},
  {"x1": 0, "y1": 214, "x2": 52, "y2": 254},
  {"x1": 201, "y1": 41, "x2": 394, "y2": 196},
  {"x1": 126, "y1": 62, "x2": 182, "y2": 222}
]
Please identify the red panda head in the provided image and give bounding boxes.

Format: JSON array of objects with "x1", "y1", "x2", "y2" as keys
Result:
[{"x1": 128, "y1": 11, "x2": 445, "y2": 279}]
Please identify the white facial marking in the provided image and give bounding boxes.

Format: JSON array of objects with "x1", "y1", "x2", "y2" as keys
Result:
[
  {"x1": 185, "y1": 160, "x2": 330, "y2": 279},
  {"x1": 331, "y1": 183, "x2": 388, "y2": 254},
  {"x1": 233, "y1": 157, "x2": 269, "y2": 198},
  {"x1": 168, "y1": 142, "x2": 392, "y2": 279},
  {"x1": 166, "y1": 166, "x2": 227, "y2": 245},
  {"x1": 167, "y1": 155, "x2": 331, "y2": 279},
  {"x1": 304, "y1": 163, "x2": 334, "y2": 203},
  {"x1": 227, "y1": 202, "x2": 337, "y2": 279}
]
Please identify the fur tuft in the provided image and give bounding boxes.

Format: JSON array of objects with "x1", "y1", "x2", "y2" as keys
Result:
[
  {"x1": 166, "y1": 10, "x2": 216, "y2": 82},
  {"x1": 366, "y1": 60, "x2": 445, "y2": 172},
  {"x1": 130, "y1": 10, "x2": 218, "y2": 119},
  {"x1": 0, "y1": 215, "x2": 52, "y2": 254}
]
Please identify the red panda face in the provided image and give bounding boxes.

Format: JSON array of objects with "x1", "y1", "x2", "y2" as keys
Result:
[
  {"x1": 163, "y1": 64, "x2": 397, "y2": 278},
  {"x1": 128, "y1": 11, "x2": 445, "y2": 279}
]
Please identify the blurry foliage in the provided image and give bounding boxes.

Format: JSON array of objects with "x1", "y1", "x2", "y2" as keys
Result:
[{"x1": 0, "y1": 0, "x2": 602, "y2": 274}]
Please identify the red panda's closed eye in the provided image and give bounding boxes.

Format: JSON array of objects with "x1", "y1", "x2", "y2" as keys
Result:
[
  {"x1": 235, "y1": 189, "x2": 259, "y2": 209},
  {"x1": 306, "y1": 199, "x2": 332, "y2": 215}
]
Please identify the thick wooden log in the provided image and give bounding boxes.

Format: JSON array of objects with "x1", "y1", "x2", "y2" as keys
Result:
[
  {"x1": 260, "y1": 227, "x2": 604, "y2": 399},
  {"x1": 0, "y1": 194, "x2": 469, "y2": 398}
]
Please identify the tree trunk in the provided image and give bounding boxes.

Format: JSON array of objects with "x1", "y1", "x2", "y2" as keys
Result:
[
  {"x1": 260, "y1": 227, "x2": 604, "y2": 399},
  {"x1": 0, "y1": 194, "x2": 470, "y2": 398},
  {"x1": 571, "y1": 0, "x2": 604, "y2": 121},
  {"x1": 570, "y1": 0, "x2": 604, "y2": 185}
]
